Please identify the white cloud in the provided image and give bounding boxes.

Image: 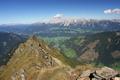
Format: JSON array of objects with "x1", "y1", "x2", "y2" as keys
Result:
[
  {"x1": 104, "y1": 8, "x2": 120, "y2": 14},
  {"x1": 54, "y1": 14, "x2": 64, "y2": 18}
]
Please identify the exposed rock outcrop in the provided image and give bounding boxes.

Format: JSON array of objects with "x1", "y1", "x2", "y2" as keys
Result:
[{"x1": 77, "y1": 67, "x2": 120, "y2": 80}]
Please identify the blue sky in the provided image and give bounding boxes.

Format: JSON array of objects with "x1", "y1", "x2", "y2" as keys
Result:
[{"x1": 0, "y1": 0, "x2": 120, "y2": 24}]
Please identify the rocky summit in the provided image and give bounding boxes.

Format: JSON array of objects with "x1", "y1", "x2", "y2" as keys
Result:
[{"x1": 0, "y1": 36, "x2": 119, "y2": 80}]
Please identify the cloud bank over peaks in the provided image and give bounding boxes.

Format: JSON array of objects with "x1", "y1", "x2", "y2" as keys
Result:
[
  {"x1": 104, "y1": 8, "x2": 120, "y2": 14},
  {"x1": 48, "y1": 14, "x2": 89, "y2": 26},
  {"x1": 53, "y1": 14, "x2": 64, "y2": 18},
  {"x1": 49, "y1": 14, "x2": 79, "y2": 26}
]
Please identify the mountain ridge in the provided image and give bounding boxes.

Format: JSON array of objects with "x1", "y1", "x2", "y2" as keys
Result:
[
  {"x1": 0, "y1": 36, "x2": 73, "y2": 80},
  {"x1": 0, "y1": 19, "x2": 120, "y2": 36}
]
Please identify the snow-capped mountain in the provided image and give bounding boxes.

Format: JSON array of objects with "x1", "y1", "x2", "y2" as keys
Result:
[
  {"x1": 47, "y1": 14, "x2": 120, "y2": 27},
  {"x1": 47, "y1": 14, "x2": 89, "y2": 26},
  {"x1": 0, "y1": 15, "x2": 120, "y2": 36}
]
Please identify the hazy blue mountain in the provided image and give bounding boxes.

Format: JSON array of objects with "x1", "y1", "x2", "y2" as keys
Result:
[
  {"x1": 0, "y1": 20, "x2": 120, "y2": 37},
  {"x1": 60, "y1": 31, "x2": 120, "y2": 67}
]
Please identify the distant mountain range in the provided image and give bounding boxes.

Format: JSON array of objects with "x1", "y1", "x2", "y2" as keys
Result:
[
  {"x1": 0, "y1": 23, "x2": 120, "y2": 67},
  {"x1": 0, "y1": 19, "x2": 120, "y2": 37}
]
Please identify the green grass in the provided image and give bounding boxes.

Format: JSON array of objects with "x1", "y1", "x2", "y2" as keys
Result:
[
  {"x1": 112, "y1": 65, "x2": 120, "y2": 71},
  {"x1": 63, "y1": 48, "x2": 77, "y2": 58}
]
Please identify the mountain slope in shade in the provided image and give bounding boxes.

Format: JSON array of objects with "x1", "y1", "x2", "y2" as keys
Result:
[
  {"x1": 0, "y1": 36, "x2": 73, "y2": 80},
  {"x1": 0, "y1": 19, "x2": 120, "y2": 36},
  {"x1": 0, "y1": 32, "x2": 26, "y2": 66},
  {"x1": 63, "y1": 31, "x2": 120, "y2": 66},
  {"x1": 79, "y1": 31, "x2": 120, "y2": 66}
]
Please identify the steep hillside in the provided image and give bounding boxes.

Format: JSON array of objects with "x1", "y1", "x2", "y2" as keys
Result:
[
  {"x1": 0, "y1": 32, "x2": 26, "y2": 66},
  {"x1": 61, "y1": 31, "x2": 120, "y2": 67}
]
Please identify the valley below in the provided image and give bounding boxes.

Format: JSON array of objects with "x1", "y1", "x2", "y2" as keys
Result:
[{"x1": 0, "y1": 20, "x2": 120, "y2": 80}]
